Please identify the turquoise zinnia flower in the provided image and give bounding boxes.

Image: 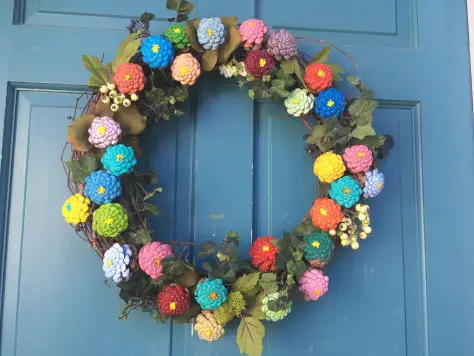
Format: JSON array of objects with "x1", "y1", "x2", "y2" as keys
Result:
[
  {"x1": 329, "y1": 175, "x2": 362, "y2": 208},
  {"x1": 101, "y1": 144, "x2": 137, "y2": 176},
  {"x1": 195, "y1": 278, "x2": 228, "y2": 310}
]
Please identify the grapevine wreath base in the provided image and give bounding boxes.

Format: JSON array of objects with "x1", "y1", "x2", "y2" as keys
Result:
[{"x1": 61, "y1": 2, "x2": 393, "y2": 355}]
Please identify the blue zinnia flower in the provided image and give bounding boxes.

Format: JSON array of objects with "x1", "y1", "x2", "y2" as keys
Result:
[
  {"x1": 314, "y1": 88, "x2": 346, "y2": 118},
  {"x1": 197, "y1": 17, "x2": 226, "y2": 50},
  {"x1": 195, "y1": 278, "x2": 228, "y2": 310},
  {"x1": 141, "y1": 36, "x2": 174, "y2": 68},
  {"x1": 85, "y1": 170, "x2": 121, "y2": 205},
  {"x1": 329, "y1": 175, "x2": 362, "y2": 208},
  {"x1": 103, "y1": 243, "x2": 132, "y2": 283},
  {"x1": 101, "y1": 144, "x2": 137, "y2": 176},
  {"x1": 364, "y1": 169, "x2": 385, "y2": 198}
]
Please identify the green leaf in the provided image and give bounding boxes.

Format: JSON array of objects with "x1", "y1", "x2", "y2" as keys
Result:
[
  {"x1": 179, "y1": 0, "x2": 195, "y2": 13},
  {"x1": 139, "y1": 12, "x2": 155, "y2": 23},
  {"x1": 292, "y1": 219, "x2": 318, "y2": 237},
  {"x1": 175, "y1": 265, "x2": 198, "y2": 288},
  {"x1": 326, "y1": 63, "x2": 345, "y2": 74},
  {"x1": 145, "y1": 88, "x2": 166, "y2": 103},
  {"x1": 248, "y1": 89, "x2": 255, "y2": 100},
  {"x1": 280, "y1": 58, "x2": 306, "y2": 88},
  {"x1": 169, "y1": 85, "x2": 189, "y2": 102},
  {"x1": 82, "y1": 55, "x2": 109, "y2": 88},
  {"x1": 237, "y1": 317, "x2": 265, "y2": 356},
  {"x1": 220, "y1": 16, "x2": 239, "y2": 28},
  {"x1": 286, "y1": 274, "x2": 296, "y2": 287},
  {"x1": 292, "y1": 250, "x2": 303, "y2": 261},
  {"x1": 271, "y1": 79, "x2": 285, "y2": 90},
  {"x1": 286, "y1": 260, "x2": 307, "y2": 279},
  {"x1": 258, "y1": 273, "x2": 278, "y2": 294},
  {"x1": 349, "y1": 99, "x2": 378, "y2": 126},
  {"x1": 305, "y1": 124, "x2": 326, "y2": 145},
  {"x1": 142, "y1": 202, "x2": 162, "y2": 216},
  {"x1": 202, "y1": 261, "x2": 214, "y2": 273},
  {"x1": 114, "y1": 104, "x2": 147, "y2": 135},
  {"x1": 352, "y1": 124, "x2": 376, "y2": 140},
  {"x1": 144, "y1": 187, "x2": 163, "y2": 201},
  {"x1": 250, "y1": 306, "x2": 266, "y2": 320},
  {"x1": 350, "y1": 135, "x2": 386, "y2": 149},
  {"x1": 217, "y1": 27, "x2": 241, "y2": 64},
  {"x1": 65, "y1": 156, "x2": 99, "y2": 182},
  {"x1": 110, "y1": 33, "x2": 141, "y2": 71},
  {"x1": 130, "y1": 229, "x2": 153, "y2": 244},
  {"x1": 184, "y1": 20, "x2": 204, "y2": 53},
  {"x1": 161, "y1": 255, "x2": 186, "y2": 277},
  {"x1": 318, "y1": 182, "x2": 331, "y2": 196},
  {"x1": 67, "y1": 114, "x2": 95, "y2": 152},
  {"x1": 269, "y1": 87, "x2": 290, "y2": 99},
  {"x1": 346, "y1": 75, "x2": 360, "y2": 86},
  {"x1": 232, "y1": 272, "x2": 261, "y2": 293},
  {"x1": 166, "y1": 0, "x2": 181, "y2": 10},
  {"x1": 198, "y1": 241, "x2": 217, "y2": 258},
  {"x1": 312, "y1": 47, "x2": 330, "y2": 63},
  {"x1": 271, "y1": 234, "x2": 291, "y2": 254},
  {"x1": 202, "y1": 50, "x2": 218, "y2": 71}
]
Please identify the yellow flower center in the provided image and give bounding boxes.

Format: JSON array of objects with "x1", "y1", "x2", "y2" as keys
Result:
[
  {"x1": 377, "y1": 183, "x2": 383, "y2": 189},
  {"x1": 314, "y1": 289, "x2": 321, "y2": 296},
  {"x1": 311, "y1": 241, "x2": 320, "y2": 248},
  {"x1": 207, "y1": 28, "x2": 214, "y2": 36},
  {"x1": 116, "y1": 154, "x2": 124, "y2": 162},
  {"x1": 319, "y1": 208, "x2": 328, "y2": 216},
  {"x1": 97, "y1": 125, "x2": 106, "y2": 135},
  {"x1": 169, "y1": 302, "x2": 177, "y2": 311},
  {"x1": 179, "y1": 66, "x2": 190, "y2": 75},
  {"x1": 174, "y1": 27, "x2": 181, "y2": 33},
  {"x1": 205, "y1": 328, "x2": 212, "y2": 337},
  {"x1": 262, "y1": 245, "x2": 270, "y2": 252},
  {"x1": 104, "y1": 217, "x2": 114, "y2": 225},
  {"x1": 357, "y1": 152, "x2": 366, "y2": 158},
  {"x1": 152, "y1": 44, "x2": 160, "y2": 53},
  {"x1": 259, "y1": 58, "x2": 267, "y2": 67},
  {"x1": 106, "y1": 259, "x2": 112, "y2": 267},
  {"x1": 327, "y1": 100, "x2": 335, "y2": 107},
  {"x1": 123, "y1": 73, "x2": 132, "y2": 81},
  {"x1": 343, "y1": 187, "x2": 351, "y2": 195},
  {"x1": 97, "y1": 186, "x2": 106, "y2": 195},
  {"x1": 248, "y1": 21, "x2": 255, "y2": 27},
  {"x1": 154, "y1": 257, "x2": 161, "y2": 267},
  {"x1": 209, "y1": 292, "x2": 218, "y2": 300},
  {"x1": 317, "y1": 69, "x2": 326, "y2": 77},
  {"x1": 292, "y1": 98, "x2": 300, "y2": 104}
]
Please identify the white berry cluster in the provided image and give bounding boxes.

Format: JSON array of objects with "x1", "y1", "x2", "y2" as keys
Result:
[
  {"x1": 99, "y1": 82, "x2": 139, "y2": 112},
  {"x1": 329, "y1": 203, "x2": 372, "y2": 250}
]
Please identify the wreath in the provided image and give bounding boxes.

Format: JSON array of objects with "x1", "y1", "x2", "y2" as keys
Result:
[{"x1": 61, "y1": 2, "x2": 394, "y2": 355}]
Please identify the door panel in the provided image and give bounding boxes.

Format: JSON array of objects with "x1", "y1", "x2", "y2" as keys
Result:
[{"x1": 1, "y1": 0, "x2": 474, "y2": 356}]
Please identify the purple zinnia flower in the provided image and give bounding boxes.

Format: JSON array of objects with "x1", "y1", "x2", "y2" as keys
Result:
[
  {"x1": 267, "y1": 29, "x2": 298, "y2": 60},
  {"x1": 363, "y1": 169, "x2": 385, "y2": 198}
]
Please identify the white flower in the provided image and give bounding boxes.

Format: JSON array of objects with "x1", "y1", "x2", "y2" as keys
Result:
[
  {"x1": 235, "y1": 62, "x2": 248, "y2": 77},
  {"x1": 219, "y1": 64, "x2": 236, "y2": 78}
]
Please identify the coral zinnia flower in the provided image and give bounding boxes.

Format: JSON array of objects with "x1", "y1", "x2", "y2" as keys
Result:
[
  {"x1": 310, "y1": 198, "x2": 344, "y2": 231},
  {"x1": 249, "y1": 236, "x2": 279, "y2": 271},
  {"x1": 113, "y1": 62, "x2": 145, "y2": 94}
]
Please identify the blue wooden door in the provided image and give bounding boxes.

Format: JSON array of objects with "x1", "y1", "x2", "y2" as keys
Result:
[{"x1": 1, "y1": 1, "x2": 474, "y2": 356}]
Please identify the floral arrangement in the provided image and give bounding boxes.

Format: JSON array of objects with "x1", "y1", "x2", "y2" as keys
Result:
[{"x1": 61, "y1": 1, "x2": 394, "y2": 355}]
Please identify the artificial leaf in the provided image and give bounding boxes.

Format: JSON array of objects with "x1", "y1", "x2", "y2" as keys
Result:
[
  {"x1": 305, "y1": 124, "x2": 326, "y2": 145},
  {"x1": 185, "y1": 20, "x2": 204, "y2": 53},
  {"x1": 218, "y1": 27, "x2": 242, "y2": 64},
  {"x1": 292, "y1": 250, "x2": 303, "y2": 261},
  {"x1": 82, "y1": 55, "x2": 109, "y2": 88},
  {"x1": 95, "y1": 100, "x2": 114, "y2": 117},
  {"x1": 110, "y1": 33, "x2": 140, "y2": 71},
  {"x1": 286, "y1": 274, "x2": 296, "y2": 286},
  {"x1": 376, "y1": 134, "x2": 394, "y2": 159},
  {"x1": 114, "y1": 105, "x2": 147, "y2": 135},
  {"x1": 202, "y1": 50, "x2": 218, "y2": 71},
  {"x1": 349, "y1": 135, "x2": 386, "y2": 149},
  {"x1": 120, "y1": 135, "x2": 142, "y2": 158},
  {"x1": 169, "y1": 85, "x2": 189, "y2": 102},
  {"x1": 173, "y1": 304, "x2": 201, "y2": 323},
  {"x1": 117, "y1": 270, "x2": 150, "y2": 294},
  {"x1": 220, "y1": 16, "x2": 239, "y2": 28},
  {"x1": 280, "y1": 58, "x2": 306, "y2": 88},
  {"x1": 352, "y1": 124, "x2": 376, "y2": 140},
  {"x1": 326, "y1": 63, "x2": 345, "y2": 74},
  {"x1": 166, "y1": 0, "x2": 181, "y2": 10},
  {"x1": 202, "y1": 261, "x2": 214, "y2": 273},
  {"x1": 175, "y1": 266, "x2": 198, "y2": 288},
  {"x1": 161, "y1": 255, "x2": 186, "y2": 276},
  {"x1": 251, "y1": 306, "x2": 265, "y2": 320},
  {"x1": 318, "y1": 182, "x2": 331, "y2": 196},
  {"x1": 143, "y1": 187, "x2": 163, "y2": 201},
  {"x1": 232, "y1": 272, "x2": 261, "y2": 293},
  {"x1": 312, "y1": 47, "x2": 330, "y2": 63},
  {"x1": 139, "y1": 12, "x2": 155, "y2": 23},
  {"x1": 237, "y1": 317, "x2": 265, "y2": 356},
  {"x1": 179, "y1": 0, "x2": 195, "y2": 13},
  {"x1": 292, "y1": 219, "x2": 318, "y2": 237},
  {"x1": 142, "y1": 202, "x2": 162, "y2": 216},
  {"x1": 130, "y1": 229, "x2": 153, "y2": 244},
  {"x1": 248, "y1": 89, "x2": 255, "y2": 100},
  {"x1": 145, "y1": 88, "x2": 166, "y2": 103},
  {"x1": 269, "y1": 87, "x2": 290, "y2": 99},
  {"x1": 67, "y1": 114, "x2": 94, "y2": 152},
  {"x1": 349, "y1": 99, "x2": 378, "y2": 126},
  {"x1": 65, "y1": 155, "x2": 99, "y2": 182},
  {"x1": 271, "y1": 79, "x2": 285, "y2": 90},
  {"x1": 198, "y1": 241, "x2": 217, "y2": 258},
  {"x1": 258, "y1": 273, "x2": 278, "y2": 294},
  {"x1": 346, "y1": 75, "x2": 360, "y2": 86},
  {"x1": 286, "y1": 260, "x2": 307, "y2": 279}
]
